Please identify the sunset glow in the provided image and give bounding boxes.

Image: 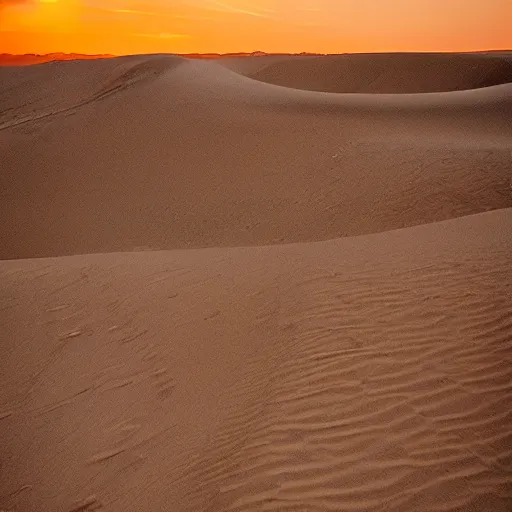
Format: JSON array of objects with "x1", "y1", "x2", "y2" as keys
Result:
[{"x1": 1, "y1": 0, "x2": 510, "y2": 55}]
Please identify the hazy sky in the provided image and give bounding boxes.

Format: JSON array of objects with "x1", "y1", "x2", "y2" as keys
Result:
[{"x1": 1, "y1": 0, "x2": 510, "y2": 54}]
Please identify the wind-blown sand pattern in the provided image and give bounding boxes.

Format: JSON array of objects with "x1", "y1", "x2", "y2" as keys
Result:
[{"x1": 1, "y1": 53, "x2": 511, "y2": 511}]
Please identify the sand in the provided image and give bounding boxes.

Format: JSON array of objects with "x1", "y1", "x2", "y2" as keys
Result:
[
  {"x1": 221, "y1": 52, "x2": 512, "y2": 93},
  {"x1": 0, "y1": 52, "x2": 511, "y2": 511}
]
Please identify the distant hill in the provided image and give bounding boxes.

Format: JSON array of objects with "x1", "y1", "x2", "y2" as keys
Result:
[
  {"x1": 3, "y1": 50, "x2": 507, "y2": 67},
  {"x1": 184, "y1": 51, "x2": 322, "y2": 59},
  {"x1": 0, "y1": 53, "x2": 115, "y2": 66},
  {"x1": 0, "y1": 51, "x2": 324, "y2": 66}
]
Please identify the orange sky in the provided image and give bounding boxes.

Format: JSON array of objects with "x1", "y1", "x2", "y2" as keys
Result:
[{"x1": 1, "y1": 0, "x2": 510, "y2": 55}]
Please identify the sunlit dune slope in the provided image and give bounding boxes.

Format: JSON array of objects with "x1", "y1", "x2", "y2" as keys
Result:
[{"x1": 1, "y1": 209, "x2": 511, "y2": 511}]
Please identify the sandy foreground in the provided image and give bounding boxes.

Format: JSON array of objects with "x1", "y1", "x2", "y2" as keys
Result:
[{"x1": 1, "y1": 53, "x2": 511, "y2": 511}]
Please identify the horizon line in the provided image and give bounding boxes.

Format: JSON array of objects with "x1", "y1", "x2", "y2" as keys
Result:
[{"x1": 2, "y1": 48, "x2": 511, "y2": 58}]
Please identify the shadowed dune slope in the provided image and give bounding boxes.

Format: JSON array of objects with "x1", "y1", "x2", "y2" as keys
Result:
[
  {"x1": 1, "y1": 209, "x2": 511, "y2": 511},
  {"x1": 241, "y1": 53, "x2": 512, "y2": 93},
  {"x1": 1, "y1": 54, "x2": 511, "y2": 259}
]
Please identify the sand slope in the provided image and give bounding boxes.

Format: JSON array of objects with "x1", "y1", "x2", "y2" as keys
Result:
[
  {"x1": 1, "y1": 54, "x2": 511, "y2": 259},
  {"x1": 1, "y1": 209, "x2": 511, "y2": 511},
  {"x1": 238, "y1": 53, "x2": 512, "y2": 93},
  {"x1": 1, "y1": 54, "x2": 512, "y2": 511}
]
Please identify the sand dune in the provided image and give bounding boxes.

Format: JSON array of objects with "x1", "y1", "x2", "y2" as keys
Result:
[
  {"x1": 233, "y1": 53, "x2": 512, "y2": 93},
  {"x1": 1, "y1": 54, "x2": 511, "y2": 259},
  {"x1": 1, "y1": 209, "x2": 511, "y2": 511},
  {"x1": 1, "y1": 53, "x2": 512, "y2": 511}
]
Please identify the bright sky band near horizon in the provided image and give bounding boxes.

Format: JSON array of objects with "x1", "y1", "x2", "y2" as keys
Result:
[{"x1": 1, "y1": 0, "x2": 510, "y2": 56}]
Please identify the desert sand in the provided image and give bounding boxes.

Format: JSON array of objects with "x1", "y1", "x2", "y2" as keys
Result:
[{"x1": 1, "y1": 52, "x2": 511, "y2": 511}]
